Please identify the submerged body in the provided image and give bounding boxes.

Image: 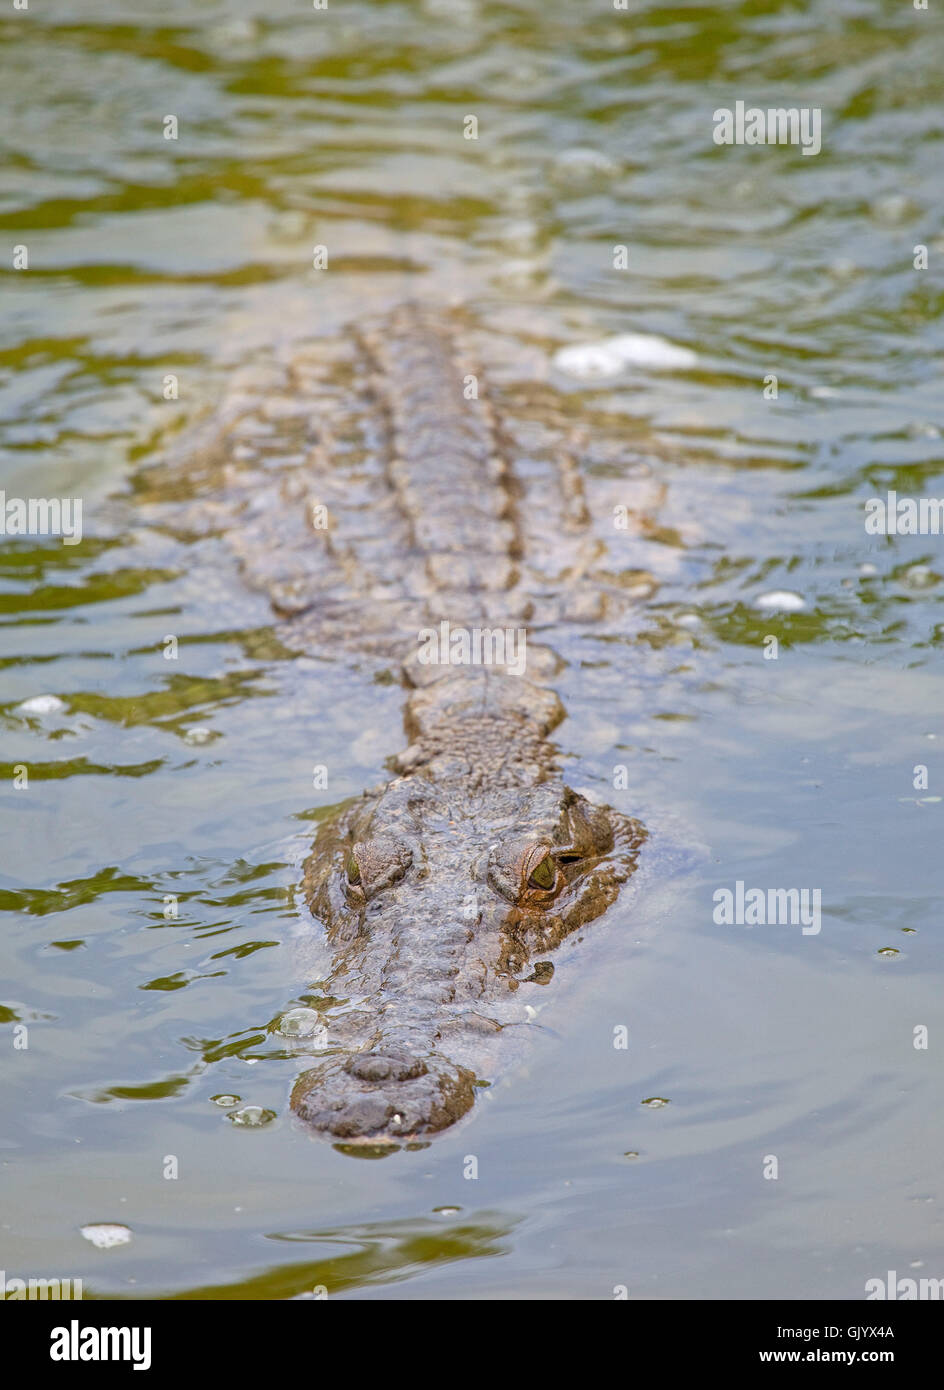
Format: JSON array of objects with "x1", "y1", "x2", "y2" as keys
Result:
[
  {"x1": 287, "y1": 306, "x2": 645, "y2": 1144},
  {"x1": 155, "y1": 303, "x2": 648, "y2": 1147}
]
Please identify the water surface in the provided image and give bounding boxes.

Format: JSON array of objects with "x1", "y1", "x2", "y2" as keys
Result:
[{"x1": 2, "y1": 0, "x2": 943, "y2": 1299}]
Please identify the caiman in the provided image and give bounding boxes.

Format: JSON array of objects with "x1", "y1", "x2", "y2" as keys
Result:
[{"x1": 149, "y1": 301, "x2": 650, "y2": 1149}]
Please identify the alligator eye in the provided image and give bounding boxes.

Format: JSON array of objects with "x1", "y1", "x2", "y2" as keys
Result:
[
  {"x1": 346, "y1": 855, "x2": 361, "y2": 885},
  {"x1": 528, "y1": 855, "x2": 555, "y2": 890}
]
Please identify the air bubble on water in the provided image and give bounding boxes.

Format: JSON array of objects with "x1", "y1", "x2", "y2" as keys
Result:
[
  {"x1": 183, "y1": 726, "x2": 216, "y2": 745},
  {"x1": 19, "y1": 694, "x2": 66, "y2": 714},
  {"x1": 754, "y1": 590, "x2": 806, "y2": 612},
  {"x1": 902, "y1": 565, "x2": 939, "y2": 590},
  {"x1": 211, "y1": 1094, "x2": 241, "y2": 1107},
  {"x1": 642, "y1": 1097, "x2": 669, "y2": 1108},
  {"x1": 229, "y1": 1106, "x2": 276, "y2": 1127},
  {"x1": 858, "y1": 563, "x2": 878, "y2": 577},
  {"x1": 80, "y1": 1223, "x2": 132, "y2": 1249},
  {"x1": 277, "y1": 1007, "x2": 322, "y2": 1037},
  {"x1": 676, "y1": 613, "x2": 701, "y2": 629},
  {"x1": 433, "y1": 1206, "x2": 462, "y2": 1215},
  {"x1": 906, "y1": 421, "x2": 940, "y2": 440},
  {"x1": 877, "y1": 947, "x2": 900, "y2": 958}
]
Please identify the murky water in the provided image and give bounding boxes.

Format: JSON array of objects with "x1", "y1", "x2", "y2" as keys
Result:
[{"x1": 2, "y1": 0, "x2": 944, "y2": 1299}]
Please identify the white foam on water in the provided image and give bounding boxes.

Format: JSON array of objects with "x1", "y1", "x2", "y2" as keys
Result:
[
  {"x1": 554, "y1": 333, "x2": 697, "y2": 379},
  {"x1": 18, "y1": 694, "x2": 66, "y2": 714},
  {"x1": 754, "y1": 590, "x2": 807, "y2": 612},
  {"x1": 80, "y1": 1223, "x2": 132, "y2": 1250}
]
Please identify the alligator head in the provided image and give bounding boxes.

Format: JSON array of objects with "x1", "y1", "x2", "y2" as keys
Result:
[{"x1": 290, "y1": 674, "x2": 645, "y2": 1149}]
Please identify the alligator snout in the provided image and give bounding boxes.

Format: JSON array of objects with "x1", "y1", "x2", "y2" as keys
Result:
[{"x1": 291, "y1": 1047, "x2": 477, "y2": 1145}]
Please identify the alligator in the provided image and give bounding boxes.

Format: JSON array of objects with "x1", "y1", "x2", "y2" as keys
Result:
[{"x1": 148, "y1": 302, "x2": 649, "y2": 1149}]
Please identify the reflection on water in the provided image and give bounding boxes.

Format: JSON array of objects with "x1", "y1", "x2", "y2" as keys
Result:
[{"x1": 173, "y1": 1214, "x2": 516, "y2": 1301}]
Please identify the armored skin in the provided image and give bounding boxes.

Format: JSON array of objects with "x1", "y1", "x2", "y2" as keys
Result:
[
  {"x1": 287, "y1": 306, "x2": 645, "y2": 1144},
  {"x1": 152, "y1": 302, "x2": 647, "y2": 1147}
]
